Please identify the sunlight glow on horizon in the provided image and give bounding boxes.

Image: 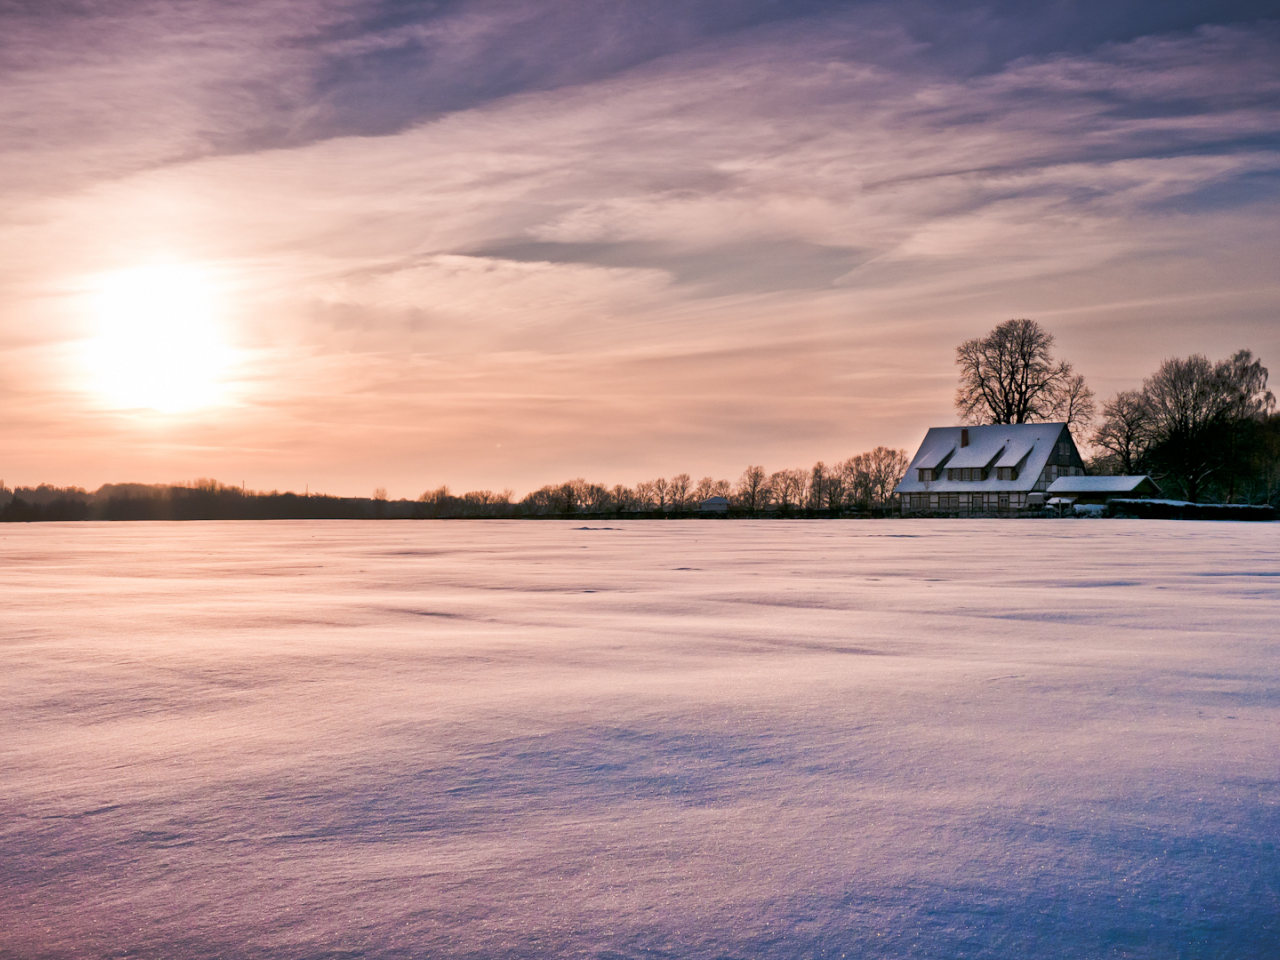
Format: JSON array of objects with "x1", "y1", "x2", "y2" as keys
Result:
[{"x1": 81, "y1": 263, "x2": 238, "y2": 414}]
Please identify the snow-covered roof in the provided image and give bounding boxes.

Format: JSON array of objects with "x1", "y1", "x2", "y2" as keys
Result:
[
  {"x1": 947, "y1": 433, "x2": 1007, "y2": 469},
  {"x1": 895, "y1": 423, "x2": 1072, "y2": 494},
  {"x1": 1046, "y1": 476, "x2": 1160, "y2": 495},
  {"x1": 995, "y1": 442, "x2": 1033, "y2": 469},
  {"x1": 912, "y1": 433, "x2": 958, "y2": 471}
]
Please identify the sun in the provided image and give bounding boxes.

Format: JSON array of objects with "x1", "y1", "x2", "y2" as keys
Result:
[{"x1": 83, "y1": 263, "x2": 236, "y2": 413}]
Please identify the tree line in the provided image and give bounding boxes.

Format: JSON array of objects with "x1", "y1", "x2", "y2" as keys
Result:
[
  {"x1": 955, "y1": 318, "x2": 1278, "y2": 505},
  {"x1": 417, "y1": 446, "x2": 910, "y2": 518},
  {"x1": 0, "y1": 450, "x2": 911, "y2": 523},
  {"x1": 0, "y1": 480, "x2": 414, "y2": 522}
]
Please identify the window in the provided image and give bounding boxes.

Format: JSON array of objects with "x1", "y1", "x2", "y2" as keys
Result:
[
  {"x1": 917, "y1": 468, "x2": 935, "y2": 482},
  {"x1": 996, "y1": 467, "x2": 1017, "y2": 481},
  {"x1": 947, "y1": 468, "x2": 987, "y2": 481}
]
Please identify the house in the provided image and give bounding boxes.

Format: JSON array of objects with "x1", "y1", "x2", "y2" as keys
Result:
[
  {"x1": 895, "y1": 422, "x2": 1085, "y2": 516},
  {"x1": 699, "y1": 495, "x2": 730, "y2": 513},
  {"x1": 1045, "y1": 475, "x2": 1161, "y2": 505}
]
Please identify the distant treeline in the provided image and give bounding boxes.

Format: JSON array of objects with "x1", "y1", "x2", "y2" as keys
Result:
[
  {"x1": 426, "y1": 447, "x2": 910, "y2": 518},
  {"x1": 0, "y1": 480, "x2": 416, "y2": 523},
  {"x1": 0, "y1": 448, "x2": 909, "y2": 522}
]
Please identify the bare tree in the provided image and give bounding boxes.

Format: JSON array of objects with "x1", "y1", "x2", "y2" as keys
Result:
[
  {"x1": 824, "y1": 464, "x2": 848, "y2": 511},
  {"x1": 652, "y1": 477, "x2": 670, "y2": 512},
  {"x1": 1050, "y1": 371, "x2": 1096, "y2": 436},
  {"x1": 558, "y1": 480, "x2": 586, "y2": 513},
  {"x1": 612, "y1": 485, "x2": 635, "y2": 512},
  {"x1": 577, "y1": 481, "x2": 612, "y2": 513},
  {"x1": 418, "y1": 485, "x2": 452, "y2": 517},
  {"x1": 418, "y1": 485, "x2": 449, "y2": 503},
  {"x1": 864, "y1": 447, "x2": 910, "y2": 508},
  {"x1": 839, "y1": 454, "x2": 871, "y2": 509},
  {"x1": 669, "y1": 473, "x2": 692, "y2": 510},
  {"x1": 1091, "y1": 390, "x2": 1152, "y2": 475},
  {"x1": 1143, "y1": 350, "x2": 1274, "y2": 501},
  {"x1": 768, "y1": 469, "x2": 806, "y2": 512},
  {"x1": 807, "y1": 462, "x2": 827, "y2": 510},
  {"x1": 956, "y1": 319, "x2": 1091, "y2": 429},
  {"x1": 634, "y1": 480, "x2": 657, "y2": 511},
  {"x1": 461, "y1": 489, "x2": 500, "y2": 516},
  {"x1": 1221, "y1": 349, "x2": 1275, "y2": 420},
  {"x1": 735, "y1": 466, "x2": 768, "y2": 512},
  {"x1": 520, "y1": 485, "x2": 557, "y2": 515}
]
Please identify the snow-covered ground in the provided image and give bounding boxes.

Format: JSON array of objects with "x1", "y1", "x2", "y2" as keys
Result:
[{"x1": 2, "y1": 519, "x2": 1277, "y2": 959}]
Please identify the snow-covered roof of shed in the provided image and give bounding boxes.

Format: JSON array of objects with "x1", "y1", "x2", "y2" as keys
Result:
[
  {"x1": 895, "y1": 422, "x2": 1070, "y2": 494},
  {"x1": 1046, "y1": 476, "x2": 1158, "y2": 494}
]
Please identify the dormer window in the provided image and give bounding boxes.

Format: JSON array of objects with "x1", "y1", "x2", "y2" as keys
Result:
[
  {"x1": 996, "y1": 467, "x2": 1018, "y2": 481},
  {"x1": 917, "y1": 468, "x2": 936, "y2": 482},
  {"x1": 946, "y1": 468, "x2": 986, "y2": 481}
]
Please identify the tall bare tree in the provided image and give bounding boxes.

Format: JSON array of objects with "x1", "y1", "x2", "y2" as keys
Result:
[
  {"x1": 956, "y1": 318, "x2": 1093, "y2": 433},
  {"x1": 807, "y1": 462, "x2": 827, "y2": 510},
  {"x1": 652, "y1": 477, "x2": 670, "y2": 511},
  {"x1": 669, "y1": 473, "x2": 692, "y2": 510},
  {"x1": 824, "y1": 465, "x2": 848, "y2": 511},
  {"x1": 1091, "y1": 390, "x2": 1152, "y2": 475},
  {"x1": 839, "y1": 454, "x2": 871, "y2": 508},
  {"x1": 735, "y1": 466, "x2": 767, "y2": 512}
]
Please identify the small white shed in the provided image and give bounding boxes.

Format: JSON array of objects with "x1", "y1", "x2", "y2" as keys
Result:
[{"x1": 699, "y1": 496, "x2": 730, "y2": 513}]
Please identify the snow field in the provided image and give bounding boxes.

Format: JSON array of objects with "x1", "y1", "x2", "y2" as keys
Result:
[{"x1": 1, "y1": 519, "x2": 1277, "y2": 958}]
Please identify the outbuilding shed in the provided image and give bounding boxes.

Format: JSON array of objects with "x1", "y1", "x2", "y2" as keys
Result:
[{"x1": 1045, "y1": 475, "x2": 1161, "y2": 505}]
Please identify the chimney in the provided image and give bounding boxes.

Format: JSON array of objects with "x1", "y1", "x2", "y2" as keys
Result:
[{"x1": 961, "y1": 428, "x2": 969, "y2": 447}]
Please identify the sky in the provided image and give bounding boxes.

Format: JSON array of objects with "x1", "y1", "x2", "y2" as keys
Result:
[{"x1": 2, "y1": 0, "x2": 1278, "y2": 498}]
